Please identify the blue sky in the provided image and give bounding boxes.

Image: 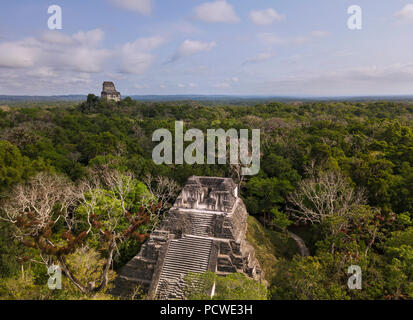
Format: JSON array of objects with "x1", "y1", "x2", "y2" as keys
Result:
[{"x1": 1, "y1": 0, "x2": 413, "y2": 96}]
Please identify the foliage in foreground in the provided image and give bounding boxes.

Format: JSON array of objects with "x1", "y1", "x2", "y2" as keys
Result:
[{"x1": 184, "y1": 272, "x2": 268, "y2": 300}]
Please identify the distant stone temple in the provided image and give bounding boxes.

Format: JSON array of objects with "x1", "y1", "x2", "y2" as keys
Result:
[
  {"x1": 101, "y1": 81, "x2": 121, "y2": 102},
  {"x1": 111, "y1": 176, "x2": 264, "y2": 300}
]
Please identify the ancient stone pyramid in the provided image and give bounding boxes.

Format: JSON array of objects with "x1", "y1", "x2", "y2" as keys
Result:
[
  {"x1": 111, "y1": 176, "x2": 264, "y2": 300},
  {"x1": 101, "y1": 81, "x2": 121, "y2": 102}
]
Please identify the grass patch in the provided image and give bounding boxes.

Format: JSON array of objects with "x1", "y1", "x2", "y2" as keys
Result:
[{"x1": 246, "y1": 216, "x2": 299, "y2": 281}]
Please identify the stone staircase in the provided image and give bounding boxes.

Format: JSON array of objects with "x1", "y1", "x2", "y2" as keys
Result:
[
  {"x1": 155, "y1": 235, "x2": 213, "y2": 299},
  {"x1": 188, "y1": 213, "x2": 215, "y2": 237}
]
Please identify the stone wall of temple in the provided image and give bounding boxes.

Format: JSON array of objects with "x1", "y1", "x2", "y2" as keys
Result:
[
  {"x1": 111, "y1": 176, "x2": 264, "y2": 299},
  {"x1": 101, "y1": 81, "x2": 121, "y2": 102}
]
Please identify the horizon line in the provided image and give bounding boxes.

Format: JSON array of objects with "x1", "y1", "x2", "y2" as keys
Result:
[{"x1": 2, "y1": 93, "x2": 413, "y2": 99}]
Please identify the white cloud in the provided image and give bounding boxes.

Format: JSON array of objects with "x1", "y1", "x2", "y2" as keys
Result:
[
  {"x1": 119, "y1": 36, "x2": 166, "y2": 74},
  {"x1": 338, "y1": 63, "x2": 413, "y2": 82},
  {"x1": 0, "y1": 68, "x2": 94, "y2": 95},
  {"x1": 243, "y1": 52, "x2": 275, "y2": 65},
  {"x1": 39, "y1": 29, "x2": 105, "y2": 47},
  {"x1": 40, "y1": 32, "x2": 74, "y2": 45},
  {"x1": 248, "y1": 62, "x2": 413, "y2": 96},
  {"x1": 0, "y1": 29, "x2": 117, "y2": 76},
  {"x1": 310, "y1": 30, "x2": 331, "y2": 38},
  {"x1": 133, "y1": 36, "x2": 166, "y2": 51},
  {"x1": 259, "y1": 31, "x2": 331, "y2": 46},
  {"x1": 178, "y1": 83, "x2": 198, "y2": 88},
  {"x1": 134, "y1": 84, "x2": 148, "y2": 89},
  {"x1": 258, "y1": 33, "x2": 285, "y2": 46},
  {"x1": 214, "y1": 82, "x2": 231, "y2": 88},
  {"x1": 26, "y1": 67, "x2": 58, "y2": 78},
  {"x1": 0, "y1": 29, "x2": 110, "y2": 73},
  {"x1": 0, "y1": 29, "x2": 127, "y2": 94},
  {"x1": 169, "y1": 40, "x2": 216, "y2": 63},
  {"x1": 395, "y1": 4, "x2": 413, "y2": 22},
  {"x1": 0, "y1": 41, "x2": 38, "y2": 68},
  {"x1": 213, "y1": 77, "x2": 238, "y2": 89},
  {"x1": 63, "y1": 47, "x2": 111, "y2": 73},
  {"x1": 49, "y1": 29, "x2": 110, "y2": 73},
  {"x1": 109, "y1": 0, "x2": 152, "y2": 15},
  {"x1": 194, "y1": 1, "x2": 240, "y2": 23},
  {"x1": 72, "y1": 29, "x2": 105, "y2": 46},
  {"x1": 250, "y1": 8, "x2": 285, "y2": 26}
]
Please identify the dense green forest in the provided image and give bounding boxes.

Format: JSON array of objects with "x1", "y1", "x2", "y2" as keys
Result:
[{"x1": 0, "y1": 96, "x2": 412, "y2": 300}]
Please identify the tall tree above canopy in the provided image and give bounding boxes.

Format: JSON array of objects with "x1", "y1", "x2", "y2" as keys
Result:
[{"x1": 287, "y1": 171, "x2": 365, "y2": 225}]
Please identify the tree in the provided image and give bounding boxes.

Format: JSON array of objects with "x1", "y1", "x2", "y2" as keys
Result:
[
  {"x1": 245, "y1": 177, "x2": 294, "y2": 217},
  {"x1": 287, "y1": 170, "x2": 367, "y2": 254},
  {"x1": 287, "y1": 171, "x2": 365, "y2": 225},
  {"x1": 64, "y1": 246, "x2": 116, "y2": 295},
  {"x1": 0, "y1": 273, "x2": 51, "y2": 300},
  {"x1": 270, "y1": 255, "x2": 349, "y2": 300},
  {"x1": 0, "y1": 140, "x2": 32, "y2": 192},
  {"x1": 0, "y1": 170, "x2": 152, "y2": 295},
  {"x1": 383, "y1": 227, "x2": 413, "y2": 299},
  {"x1": 143, "y1": 174, "x2": 180, "y2": 229},
  {"x1": 79, "y1": 94, "x2": 100, "y2": 113}
]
